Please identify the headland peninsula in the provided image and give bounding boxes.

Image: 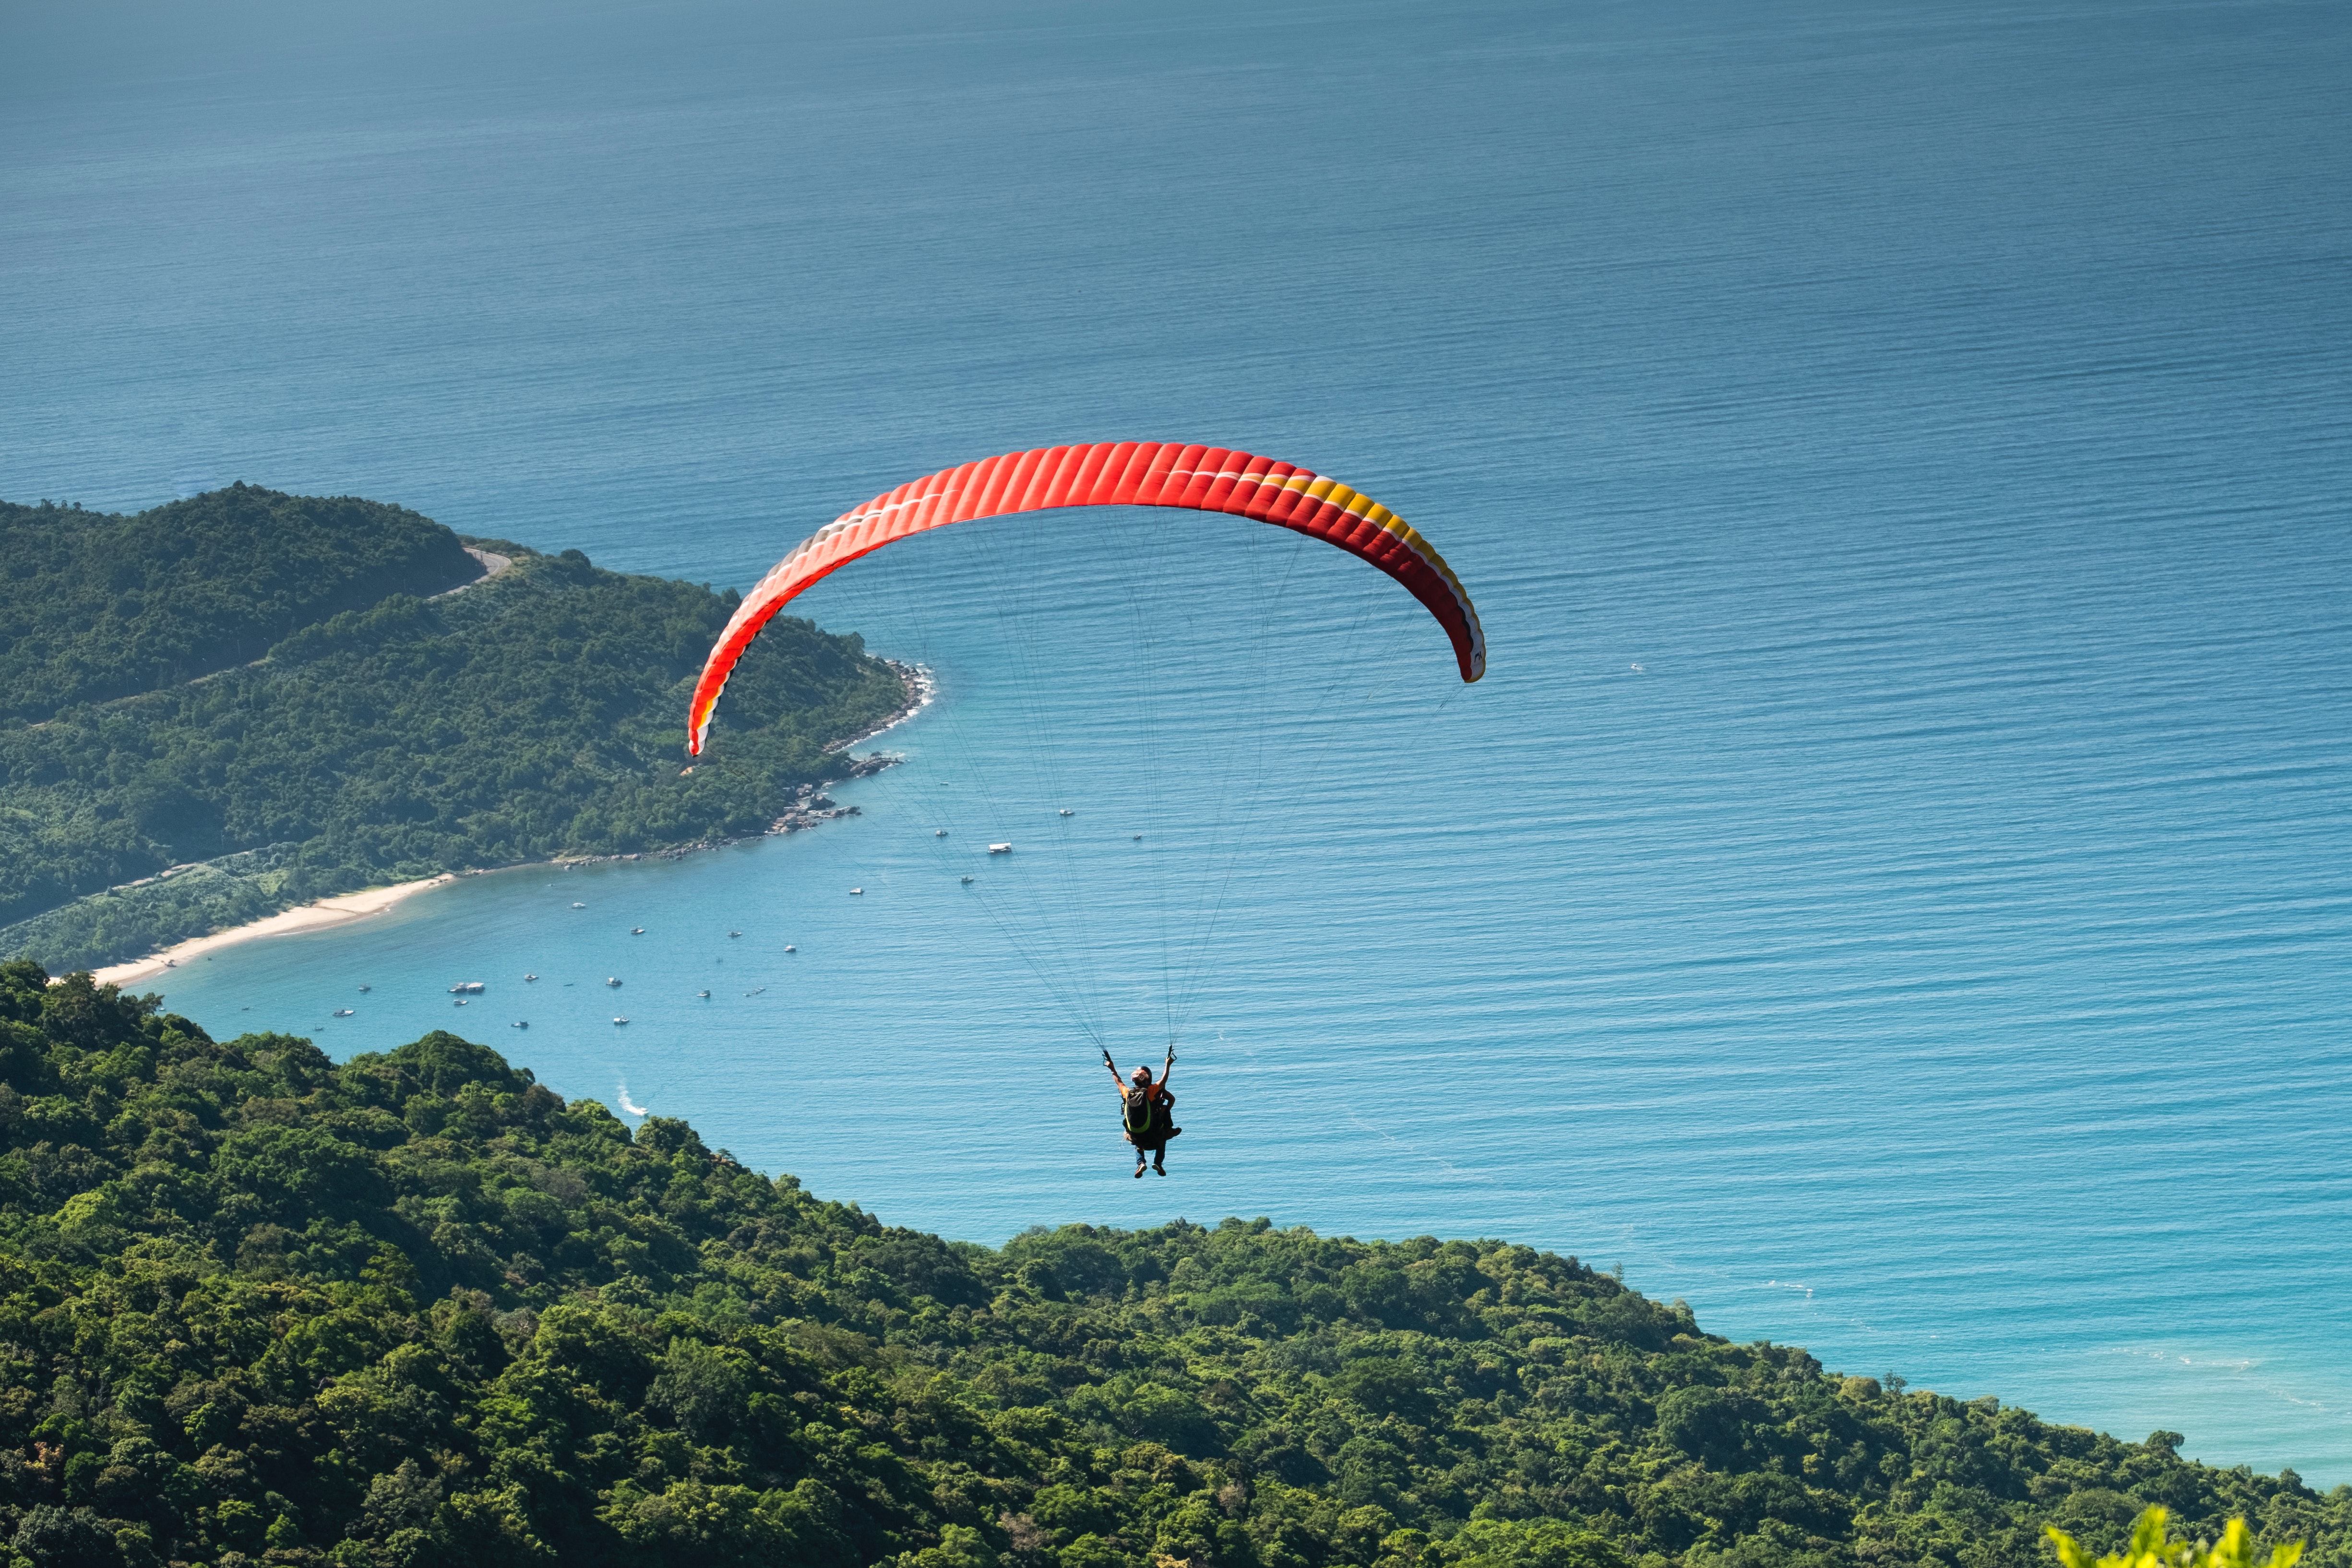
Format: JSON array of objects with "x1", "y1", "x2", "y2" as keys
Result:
[{"x1": 0, "y1": 486, "x2": 918, "y2": 977}]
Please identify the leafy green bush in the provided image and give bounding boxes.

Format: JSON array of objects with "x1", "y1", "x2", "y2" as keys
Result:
[{"x1": 2050, "y1": 1506, "x2": 2304, "y2": 1568}]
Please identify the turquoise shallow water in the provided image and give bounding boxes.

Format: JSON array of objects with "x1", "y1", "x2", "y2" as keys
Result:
[{"x1": 6, "y1": 0, "x2": 2351, "y2": 1480}]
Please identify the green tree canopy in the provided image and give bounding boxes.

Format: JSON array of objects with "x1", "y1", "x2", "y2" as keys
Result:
[
  {"x1": 0, "y1": 958, "x2": 2339, "y2": 1568},
  {"x1": 0, "y1": 487, "x2": 480, "y2": 723},
  {"x1": 0, "y1": 489, "x2": 908, "y2": 970}
]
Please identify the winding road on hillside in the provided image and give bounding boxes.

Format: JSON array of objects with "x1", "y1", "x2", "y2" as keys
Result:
[{"x1": 436, "y1": 545, "x2": 512, "y2": 596}]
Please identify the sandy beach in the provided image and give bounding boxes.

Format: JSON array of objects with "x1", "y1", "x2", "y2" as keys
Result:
[
  {"x1": 73, "y1": 664, "x2": 928, "y2": 993},
  {"x1": 89, "y1": 876, "x2": 454, "y2": 990}
]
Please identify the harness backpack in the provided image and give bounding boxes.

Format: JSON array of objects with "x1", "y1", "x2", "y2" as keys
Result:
[{"x1": 1122, "y1": 1085, "x2": 1168, "y2": 1142}]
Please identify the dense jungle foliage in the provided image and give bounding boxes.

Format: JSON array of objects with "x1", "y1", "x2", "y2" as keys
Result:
[
  {"x1": 0, "y1": 962, "x2": 2339, "y2": 1568},
  {"x1": 0, "y1": 488, "x2": 909, "y2": 971},
  {"x1": 0, "y1": 491, "x2": 480, "y2": 725}
]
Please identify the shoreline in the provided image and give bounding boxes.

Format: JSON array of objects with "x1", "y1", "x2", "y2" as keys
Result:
[
  {"x1": 841, "y1": 658, "x2": 936, "y2": 749},
  {"x1": 85, "y1": 658, "x2": 939, "y2": 990},
  {"x1": 89, "y1": 876, "x2": 455, "y2": 989},
  {"x1": 579, "y1": 655, "x2": 934, "y2": 862}
]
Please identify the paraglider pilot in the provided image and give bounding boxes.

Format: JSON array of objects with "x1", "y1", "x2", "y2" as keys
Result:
[{"x1": 1105, "y1": 1047, "x2": 1181, "y2": 1177}]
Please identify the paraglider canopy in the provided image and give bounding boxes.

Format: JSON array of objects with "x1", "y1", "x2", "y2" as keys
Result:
[{"x1": 687, "y1": 442, "x2": 1483, "y2": 755}]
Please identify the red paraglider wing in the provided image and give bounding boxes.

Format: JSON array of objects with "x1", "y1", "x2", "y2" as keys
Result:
[{"x1": 687, "y1": 442, "x2": 1485, "y2": 755}]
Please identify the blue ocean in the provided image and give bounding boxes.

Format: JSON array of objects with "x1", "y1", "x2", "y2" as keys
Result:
[{"x1": 5, "y1": 0, "x2": 2349, "y2": 1481}]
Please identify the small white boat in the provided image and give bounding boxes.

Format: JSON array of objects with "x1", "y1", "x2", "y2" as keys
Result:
[
  {"x1": 934, "y1": 828, "x2": 947, "y2": 837},
  {"x1": 784, "y1": 944, "x2": 796, "y2": 953},
  {"x1": 454, "y1": 999, "x2": 468, "y2": 1006},
  {"x1": 697, "y1": 990, "x2": 710, "y2": 998},
  {"x1": 961, "y1": 874, "x2": 975, "y2": 884},
  {"x1": 613, "y1": 1016, "x2": 628, "y2": 1025},
  {"x1": 728, "y1": 930, "x2": 742, "y2": 937},
  {"x1": 449, "y1": 981, "x2": 485, "y2": 994},
  {"x1": 512, "y1": 1020, "x2": 528, "y2": 1029},
  {"x1": 333, "y1": 1009, "x2": 354, "y2": 1017},
  {"x1": 358, "y1": 984, "x2": 371, "y2": 992},
  {"x1": 988, "y1": 842, "x2": 1012, "y2": 854},
  {"x1": 1059, "y1": 809, "x2": 1074, "y2": 817},
  {"x1": 523, "y1": 973, "x2": 537, "y2": 982},
  {"x1": 631, "y1": 927, "x2": 645, "y2": 934},
  {"x1": 606, "y1": 977, "x2": 622, "y2": 987},
  {"x1": 572, "y1": 902, "x2": 586, "y2": 909},
  {"x1": 850, "y1": 887, "x2": 864, "y2": 895}
]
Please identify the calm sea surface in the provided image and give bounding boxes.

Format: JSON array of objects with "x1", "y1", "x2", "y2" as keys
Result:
[{"x1": 6, "y1": 0, "x2": 2350, "y2": 1480}]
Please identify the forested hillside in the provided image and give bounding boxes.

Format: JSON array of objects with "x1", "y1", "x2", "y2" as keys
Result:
[
  {"x1": 0, "y1": 960, "x2": 2339, "y2": 1568},
  {"x1": 0, "y1": 488, "x2": 908, "y2": 971},
  {"x1": 0, "y1": 489, "x2": 481, "y2": 724}
]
